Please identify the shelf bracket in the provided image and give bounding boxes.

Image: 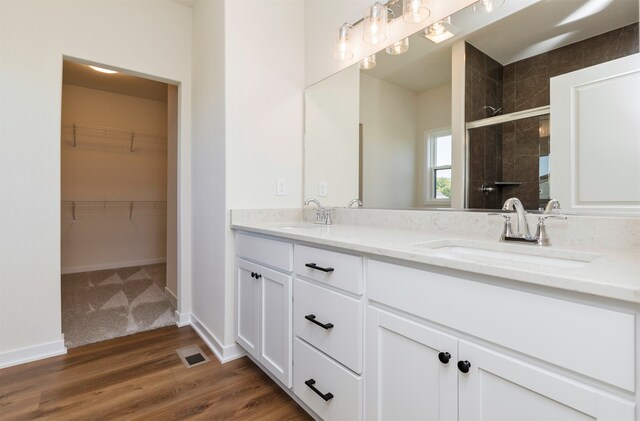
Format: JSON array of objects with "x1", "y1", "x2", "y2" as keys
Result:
[
  {"x1": 72, "y1": 124, "x2": 78, "y2": 148},
  {"x1": 130, "y1": 130, "x2": 135, "y2": 152},
  {"x1": 72, "y1": 201, "x2": 76, "y2": 222},
  {"x1": 129, "y1": 202, "x2": 134, "y2": 220}
]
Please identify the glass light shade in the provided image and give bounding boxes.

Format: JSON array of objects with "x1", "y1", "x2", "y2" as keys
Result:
[
  {"x1": 473, "y1": 0, "x2": 505, "y2": 14},
  {"x1": 386, "y1": 37, "x2": 409, "y2": 55},
  {"x1": 360, "y1": 55, "x2": 377, "y2": 70},
  {"x1": 427, "y1": 16, "x2": 452, "y2": 37},
  {"x1": 403, "y1": 0, "x2": 431, "y2": 23},
  {"x1": 363, "y1": 2, "x2": 388, "y2": 45},
  {"x1": 333, "y1": 24, "x2": 354, "y2": 61},
  {"x1": 422, "y1": 16, "x2": 458, "y2": 43}
]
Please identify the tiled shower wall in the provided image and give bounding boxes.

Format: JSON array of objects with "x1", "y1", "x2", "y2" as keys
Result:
[{"x1": 466, "y1": 22, "x2": 639, "y2": 209}]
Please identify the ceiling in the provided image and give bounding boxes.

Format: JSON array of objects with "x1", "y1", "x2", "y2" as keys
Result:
[
  {"x1": 62, "y1": 61, "x2": 169, "y2": 102},
  {"x1": 366, "y1": 0, "x2": 638, "y2": 93}
]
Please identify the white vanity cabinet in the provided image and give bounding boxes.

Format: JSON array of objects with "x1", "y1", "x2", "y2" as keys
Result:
[
  {"x1": 366, "y1": 259, "x2": 636, "y2": 421},
  {"x1": 292, "y1": 244, "x2": 364, "y2": 421},
  {"x1": 235, "y1": 233, "x2": 293, "y2": 387}
]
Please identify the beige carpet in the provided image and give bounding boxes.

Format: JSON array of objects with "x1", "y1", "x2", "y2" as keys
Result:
[{"x1": 61, "y1": 263, "x2": 176, "y2": 348}]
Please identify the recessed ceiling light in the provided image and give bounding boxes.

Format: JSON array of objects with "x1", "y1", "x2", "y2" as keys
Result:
[{"x1": 89, "y1": 65, "x2": 118, "y2": 74}]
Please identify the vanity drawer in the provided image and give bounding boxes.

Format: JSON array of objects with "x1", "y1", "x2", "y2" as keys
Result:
[
  {"x1": 236, "y1": 232, "x2": 292, "y2": 272},
  {"x1": 294, "y1": 278, "x2": 363, "y2": 373},
  {"x1": 293, "y1": 338, "x2": 362, "y2": 421},
  {"x1": 368, "y1": 259, "x2": 636, "y2": 392},
  {"x1": 294, "y1": 244, "x2": 363, "y2": 295}
]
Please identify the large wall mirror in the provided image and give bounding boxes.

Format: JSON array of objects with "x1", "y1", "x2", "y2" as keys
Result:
[{"x1": 304, "y1": 0, "x2": 639, "y2": 213}]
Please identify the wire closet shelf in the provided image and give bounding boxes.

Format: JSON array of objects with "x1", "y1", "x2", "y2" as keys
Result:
[
  {"x1": 61, "y1": 122, "x2": 167, "y2": 152},
  {"x1": 61, "y1": 200, "x2": 167, "y2": 222}
]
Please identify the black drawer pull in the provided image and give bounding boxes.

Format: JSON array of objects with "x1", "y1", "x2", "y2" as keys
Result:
[
  {"x1": 458, "y1": 360, "x2": 471, "y2": 374},
  {"x1": 438, "y1": 352, "x2": 451, "y2": 364},
  {"x1": 305, "y1": 379, "x2": 334, "y2": 401},
  {"x1": 305, "y1": 314, "x2": 334, "y2": 330},
  {"x1": 305, "y1": 263, "x2": 334, "y2": 273},
  {"x1": 250, "y1": 272, "x2": 262, "y2": 279}
]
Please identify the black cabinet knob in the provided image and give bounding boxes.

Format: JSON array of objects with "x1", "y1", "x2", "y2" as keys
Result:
[
  {"x1": 250, "y1": 272, "x2": 256, "y2": 278},
  {"x1": 256, "y1": 273, "x2": 262, "y2": 279},
  {"x1": 457, "y1": 360, "x2": 471, "y2": 373},
  {"x1": 438, "y1": 352, "x2": 451, "y2": 364}
]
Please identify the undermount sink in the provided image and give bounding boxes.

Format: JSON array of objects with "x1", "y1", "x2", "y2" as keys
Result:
[{"x1": 412, "y1": 239, "x2": 600, "y2": 269}]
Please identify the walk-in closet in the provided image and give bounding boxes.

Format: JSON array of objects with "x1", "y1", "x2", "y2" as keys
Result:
[{"x1": 60, "y1": 60, "x2": 178, "y2": 348}]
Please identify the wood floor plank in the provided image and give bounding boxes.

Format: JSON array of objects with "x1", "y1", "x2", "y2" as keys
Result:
[{"x1": 0, "y1": 326, "x2": 311, "y2": 420}]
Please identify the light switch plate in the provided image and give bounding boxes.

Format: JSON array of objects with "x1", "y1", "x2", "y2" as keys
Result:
[
  {"x1": 276, "y1": 178, "x2": 288, "y2": 196},
  {"x1": 318, "y1": 180, "x2": 328, "y2": 197}
]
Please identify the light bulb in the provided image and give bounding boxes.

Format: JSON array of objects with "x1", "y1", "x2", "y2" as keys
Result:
[
  {"x1": 360, "y1": 55, "x2": 377, "y2": 70},
  {"x1": 333, "y1": 24, "x2": 354, "y2": 61},
  {"x1": 422, "y1": 16, "x2": 458, "y2": 43},
  {"x1": 403, "y1": 0, "x2": 431, "y2": 23},
  {"x1": 364, "y1": 3, "x2": 388, "y2": 45},
  {"x1": 386, "y1": 38, "x2": 409, "y2": 55},
  {"x1": 473, "y1": 0, "x2": 505, "y2": 14}
]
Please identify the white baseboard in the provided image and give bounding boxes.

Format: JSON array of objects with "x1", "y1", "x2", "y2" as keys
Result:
[
  {"x1": 164, "y1": 287, "x2": 178, "y2": 308},
  {"x1": 189, "y1": 314, "x2": 245, "y2": 364},
  {"x1": 61, "y1": 257, "x2": 167, "y2": 274},
  {"x1": 0, "y1": 338, "x2": 67, "y2": 369},
  {"x1": 175, "y1": 310, "x2": 191, "y2": 327}
]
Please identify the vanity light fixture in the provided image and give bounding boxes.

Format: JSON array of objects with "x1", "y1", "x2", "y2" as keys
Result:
[
  {"x1": 89, "y1": 65, "x2": 118, "y2": 74},
  {"x1": 421, "y1": 16, "x2": 459, "y2": 43},
  {"x1": 403, "y1": 0, "x2": 431, "y2": 23},
  {"x1": 363, "y1": 2, "x2": 389, "y2": 45},
  {"x1": 473, "y1": 0, "x2": 505, "y2": 14},
  {"x1": 360, "y1": 54, "x2": 377, "y2": 70},
  {"x1": 333, "y1": 23, "x2": 354, "y2": 61},
  {"x1": 386, "y1": 37, "x2": 409, "y2": 55}
]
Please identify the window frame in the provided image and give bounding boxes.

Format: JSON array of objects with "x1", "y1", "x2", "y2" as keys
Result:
[{"x1": 424, "y1": 127, "x2": 452, "y2": 206}]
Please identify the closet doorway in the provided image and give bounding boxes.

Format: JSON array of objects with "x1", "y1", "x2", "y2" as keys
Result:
[{"x1": 60, "y1": 60, "x2": 178, "y2": 348}]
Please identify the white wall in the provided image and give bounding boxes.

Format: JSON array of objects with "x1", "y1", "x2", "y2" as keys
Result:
[
  {"x1": 305, "y1": 0, "x2": 476, "y2": 86},
  {"x1": 304, "y1": 65, "x2": 360, "y2": 207},
  {"x1": 60, "y1": 84, "x2": 168, "y2": 273},
  {"x1": 417, "y1": 82, "x2": 452, "y2": 206},
  {"x1": 360, "y1": 74, "x2": 418, "y2": 208},
  {"x1": 190, "y1": 0, "x2": 229, "y2": 357},
  {"x1": 0, "y1": 0, "x2": 192, "y2": 366},
  {"x1": 189, "y1": 0, "x2": 305, "y2": 361}
]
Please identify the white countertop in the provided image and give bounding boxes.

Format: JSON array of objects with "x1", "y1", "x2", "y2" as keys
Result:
[{"x1": 231, "y1": 221, "x2": 640, "y2": 304}]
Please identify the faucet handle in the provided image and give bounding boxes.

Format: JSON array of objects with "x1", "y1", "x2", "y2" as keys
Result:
[{"x1": 488, "y1": 212, "x2": 510, "y2": 219}]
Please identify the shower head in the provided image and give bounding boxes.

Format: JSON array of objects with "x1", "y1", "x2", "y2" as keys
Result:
[{"x1": 482, "y1": 105, "x2": 503, "y2": 116}]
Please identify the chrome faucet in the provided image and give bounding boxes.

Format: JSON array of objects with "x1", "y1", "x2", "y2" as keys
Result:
[
  {"x1": 502, "y1": 197, "x2": 531, "y2": 239},
  {"x1": 347, "y1": 199, "x2": 363, "y2": 208},
  {"x1": 304, "y1": 198, "x2": 332, "y2": 225},
  {"x1": 493, "y1": 198, "x2": 566, "y2": 246}
]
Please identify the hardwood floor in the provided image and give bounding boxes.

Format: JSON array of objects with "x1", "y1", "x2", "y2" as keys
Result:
[{"x1": 0, "y1": 326, "x2": 312, "y2": 420}]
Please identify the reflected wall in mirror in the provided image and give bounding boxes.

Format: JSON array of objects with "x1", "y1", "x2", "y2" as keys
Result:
[{"x1": 304, "y1": 0, "x2": 639, "y2": 211}]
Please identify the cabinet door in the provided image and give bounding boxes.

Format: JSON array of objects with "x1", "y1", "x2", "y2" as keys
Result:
[
  {"x1": 260, "y1": 266, "x2": 292, "y2": 387},
  {"x1": 236, "y1": 258, "x2": 260, "y2": 358},
  {"x1": 458, "y1": 340, "x2": 636, "y2": 421},
  {"x1": 366, "y1": 307, "x2": 458, "y2": 421}
]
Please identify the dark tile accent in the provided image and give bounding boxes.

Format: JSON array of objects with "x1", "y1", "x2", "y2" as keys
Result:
[
  {"x1": 515, "y1": 52, "x2": 549, "y2": 81},
  {"x1": 515, "y1": 75, "x2": 549, "y2": 111}
]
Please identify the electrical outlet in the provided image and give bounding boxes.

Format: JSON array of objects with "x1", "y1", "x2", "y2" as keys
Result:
[
  {"x1": 318, "y1": 180, "x2": 328, "y2": 197},
  {"x1": 276, "y1": 178, "x2": 288, "y2": 196}
]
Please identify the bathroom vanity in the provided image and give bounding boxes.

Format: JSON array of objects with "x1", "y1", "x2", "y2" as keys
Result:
[{"x1": 232, "y1": 210, "x2": 640, "y2": 421}]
